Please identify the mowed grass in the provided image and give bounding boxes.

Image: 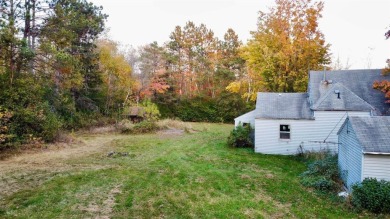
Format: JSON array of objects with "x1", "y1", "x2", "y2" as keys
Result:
[{"x1": 0, "y1": 123, "x2": 367, "y2": 218}]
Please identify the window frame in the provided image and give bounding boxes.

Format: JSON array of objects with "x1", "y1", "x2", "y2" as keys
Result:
[
  {"x1": 279, "y1": 124, "x2": 291, "y2": 140},
  {"x1": 242, "y1": 122, "x2": 250, "y2": 127}
]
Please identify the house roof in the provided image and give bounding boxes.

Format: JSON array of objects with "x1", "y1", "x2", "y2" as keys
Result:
[
  {"x1": 235, "y1": 110, "x2": 256, "y2": 121},
  {"x1": 309, "y1": 69, "x2": 390, "y2": 115},
  {"x1": 340, "y1": 116, "x2": 390, "y2": 154},
  {"x1": 255, "y1": 93, "x2": 313, "y2": 120},
  {"x1": 311, "y1": 82, "x2": 375, "y2": 111}
]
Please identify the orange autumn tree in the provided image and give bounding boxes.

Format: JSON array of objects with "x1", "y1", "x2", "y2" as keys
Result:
[
  {"x1": 136, "y1": 42, "x2": 170, "y2": 100},
  {"x1": 373, "y1": 26, "x2": 390, "y2": 103},
  {"x1": 230, "y1": 0, "x2": 330, "y2": 97}
]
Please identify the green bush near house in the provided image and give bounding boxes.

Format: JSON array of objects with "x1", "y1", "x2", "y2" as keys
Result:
[
  {"x1": 351, "y1": 178, "x2": 390, "y2": 214},
  {"x1": 227, "y1": 124, "x2": 253, "y2": 148},
  {"x1": 300, "y1": 153, "x2": 340, "y2": 192}
]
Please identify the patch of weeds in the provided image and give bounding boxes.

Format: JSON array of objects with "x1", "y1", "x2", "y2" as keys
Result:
[
  {"x1": 156, "y1": 119, "x2": 192, "y2": 131},
  {"x1": 299, "y1": 152, "x2": 341, "y2": 192},
  {"x1": 121, "y1": 120, "x2": 160, "y2": 134},
  {"x1": 119, "y1": 119, "x2": 194, "y2": 135},
  {"x1": 296, "y1": 146, "x2": 331, "y2": 161}
]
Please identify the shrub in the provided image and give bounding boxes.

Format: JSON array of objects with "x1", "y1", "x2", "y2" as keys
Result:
[
  {"x1": 141, "y1": 99, "x2": 161, "y2": 121},
  {"x1": 121, "y1": 120, "x2": 160, "y2": 134},
  {"x1": 0, "y1": 76, "x2": 63, "y2": 145},
  {"x1": 300, "y1": 153, "x2": 340, "y2": 191},
  {"x1": 155, "y1": 92, "x2": 255, "y2": 123},
  {"x1": 0, "y1": 107, "x2": 14, "y2": 147},
  {"x1": 227, "y1": 125, "x2": 253, "y2": 148},
  {"x1": 351, "y1": 178, "x2": 390, "y2": 213}
]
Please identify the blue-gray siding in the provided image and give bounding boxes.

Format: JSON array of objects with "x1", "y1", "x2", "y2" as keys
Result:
[{"x1": 338, "y1": 121, "x2": 363, "y2": 189}]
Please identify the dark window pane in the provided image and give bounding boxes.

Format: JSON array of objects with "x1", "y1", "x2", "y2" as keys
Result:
[
  {"x1": 280, "y1": 132, "x2": 290, "y2": 139},
  {"x1": 280, "y1": 125, "x2": 290, "y2": 132}
]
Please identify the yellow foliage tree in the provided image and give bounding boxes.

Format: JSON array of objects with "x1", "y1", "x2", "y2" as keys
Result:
[
  {"x1": 231, "y1": 0, "x2": 330, "y2": 96},
  {"x1": 97, "y1": 39, "x2": 133, "y2": 113}
]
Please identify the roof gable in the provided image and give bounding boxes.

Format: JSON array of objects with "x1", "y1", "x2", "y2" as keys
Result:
[
  {"x1": 309, "y1": 69, "x2": 390, "y2": 115},
  {"x1": 235, "y1": 110, "x2": 256, "y2": 121},
  {"x1": 311, "y1": 82, "x2": 375, "y2": 111}
]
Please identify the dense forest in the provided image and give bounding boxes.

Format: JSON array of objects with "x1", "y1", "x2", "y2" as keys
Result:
[{"x1": 0, "y1": 0, "x2": 334, "y2": 146}]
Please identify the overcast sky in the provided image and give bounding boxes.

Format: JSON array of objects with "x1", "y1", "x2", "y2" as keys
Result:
[{"x1": 90, "y1": 0, "x2": 390, "y2": 69}]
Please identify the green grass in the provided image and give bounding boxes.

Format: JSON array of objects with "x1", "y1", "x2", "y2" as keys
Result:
[{"x1": 0, "y1": 123, "x2": 373, "y2": 218}]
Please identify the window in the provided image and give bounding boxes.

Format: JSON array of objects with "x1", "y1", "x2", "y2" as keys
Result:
[{"x1": 280, "y1": 124, "x2": 290, "y2": 140}]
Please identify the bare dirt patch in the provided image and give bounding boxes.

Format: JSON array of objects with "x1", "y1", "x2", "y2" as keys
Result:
[
  {"x1": 77, "y1": 185, "x2": 122, "y2": 219},
  {"x1": 254, "y1": 192, "x2": 293, "y2": 218}
]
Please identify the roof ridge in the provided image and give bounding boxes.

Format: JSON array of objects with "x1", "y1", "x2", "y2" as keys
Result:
[{"x1": 310, "y1": 69, "x2": 383, "y2": 73}]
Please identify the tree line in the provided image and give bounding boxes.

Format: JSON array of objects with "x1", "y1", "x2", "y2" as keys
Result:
[
  {"x1": 0, "y1": 0, "x2": 337, "y2": 146},
  {"x1": 0, "y1": 0, "x2": 112, "y2": 145}
]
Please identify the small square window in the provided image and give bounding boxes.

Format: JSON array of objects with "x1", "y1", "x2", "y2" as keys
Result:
[{"x1": 280, "y1": 124, "x2": 290, "y2": 139}]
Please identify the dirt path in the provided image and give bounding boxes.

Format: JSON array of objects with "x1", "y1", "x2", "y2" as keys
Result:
[{"x1": 0, "y1": 134, "x2": 126, "y2": 199}]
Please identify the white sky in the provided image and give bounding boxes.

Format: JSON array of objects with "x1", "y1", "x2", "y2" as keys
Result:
[{"x1": 90, "y1": 0, "x2": 390, "y2": 69}]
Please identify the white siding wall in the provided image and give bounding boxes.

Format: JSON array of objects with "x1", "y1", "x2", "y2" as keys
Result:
[
  {"x1": 234, "y1": 110, "x2": 255, "y2": 127},
  {"x1": 363, "y1": 155, "x2": 390, "y2": 181},
  {"x1": 255, "y1": 111, "x2": 370, "y2": 155},
  {"x1": 312, "y1": 111, "x2": 370, "y2": 145},
  {"x1": 255, "y1": 119, "x2": 315, "y2": 155},
  {"x1": 338, "y1": 122, "x2": 363, "y2": 189}
]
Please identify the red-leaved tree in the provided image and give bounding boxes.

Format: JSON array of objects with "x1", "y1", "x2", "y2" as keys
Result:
[{"x1": 373, "y1": 26, "x2": 390, "y2": 103}]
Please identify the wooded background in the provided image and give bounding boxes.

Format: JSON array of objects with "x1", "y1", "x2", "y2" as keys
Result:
[{"x1": 1, "y1": 0, "x2": 387, "y2": 147}]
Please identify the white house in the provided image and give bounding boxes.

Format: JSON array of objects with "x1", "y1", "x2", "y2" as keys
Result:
[
  {"x1": 235, "y1": 69, "x2": 390, "y2": 155},
  {"x1": 338, "y1": 116, "x2": 390, "y2": 190},
  {"x1": 234, "y1": 110, "x2": 256, "y2": 127}
]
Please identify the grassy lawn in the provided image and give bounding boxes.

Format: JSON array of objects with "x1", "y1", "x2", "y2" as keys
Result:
[{"x1": 0, "y1": 123, "x2": 371, "y2": 218}]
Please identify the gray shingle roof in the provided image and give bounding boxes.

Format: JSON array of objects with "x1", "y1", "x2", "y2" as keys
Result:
[
  {"x1": 345, "y1": 116, "x2": 390, "y2": 153},
  {"x1": 309, "y1": 69, "x2": 390, "y2": 115},
  {"x1": 255, "y1": 93, "x2": 313, "y2": 120},
  {"x1": 311, "y1": 82, "x2": 375, "y2": 111}
]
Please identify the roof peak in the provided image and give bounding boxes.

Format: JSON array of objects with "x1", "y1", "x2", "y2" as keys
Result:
[{"x1": 311, "y1": 82, "x2": 375, "y2": 111}]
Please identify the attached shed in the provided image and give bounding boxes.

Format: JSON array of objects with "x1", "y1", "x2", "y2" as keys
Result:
[
  {"x1": 234, "y1": 110, "x2": 256, "y2": 127},
  {"x1": 338, "y1": 116, "x2": 390, "y2": 190}
]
